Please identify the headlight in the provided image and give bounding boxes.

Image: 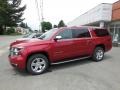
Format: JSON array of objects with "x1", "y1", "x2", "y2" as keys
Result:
[
  {"x1": 10, "y1": 47, "x2": 24, "y2": 56},
  {"x1": 14, "y1": 48, "x2": 20, "y2": 55}
]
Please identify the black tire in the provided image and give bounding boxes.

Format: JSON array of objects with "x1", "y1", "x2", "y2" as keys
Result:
[
  {"x1": 92, "y1": 47, "x2": 104, "y2": 62},
  {"x1": 27, "y1": 54, "x2": 49, "y2": 75}
]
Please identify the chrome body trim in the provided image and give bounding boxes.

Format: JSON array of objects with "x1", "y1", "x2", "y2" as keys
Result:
[{"x1": 51, "y1": 56, "x2": 90, "y2": 65}]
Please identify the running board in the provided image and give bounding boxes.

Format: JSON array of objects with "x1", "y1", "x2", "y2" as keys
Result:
[{"x1": 51, "y1": 56, "x2": 90, "y2": 65}]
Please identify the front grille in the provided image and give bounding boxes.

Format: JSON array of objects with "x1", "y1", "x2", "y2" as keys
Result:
[{"x1": 9, "y1": 48, "x2": 14, "y2": 56}]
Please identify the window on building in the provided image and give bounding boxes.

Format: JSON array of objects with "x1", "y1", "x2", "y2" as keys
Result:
[{"x1": 109, "y1": 28, "x2": 114, "y2": 39}]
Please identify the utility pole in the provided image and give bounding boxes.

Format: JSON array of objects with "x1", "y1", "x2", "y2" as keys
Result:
[
  {"x1": 35, "y1": 0, "x2": 41, "y2": 32},
  {"x1": 40, "y1": 0, "x2": 44, "y2": 33},
  {"x1": 41, "y1": 0, "x2": 44, "y2": 21},
  {"x1": 35, "y1": 0, "x2": 44, "y2": 33}
]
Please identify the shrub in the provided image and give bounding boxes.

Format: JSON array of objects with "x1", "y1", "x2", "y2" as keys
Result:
[{"x1": 6, "y1": 27, "x2": 15, "y2": 35}]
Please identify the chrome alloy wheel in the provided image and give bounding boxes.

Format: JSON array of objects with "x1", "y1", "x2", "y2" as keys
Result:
[
  {"x1": 96, "y1": 50, "x2": 104, "y2": 60},
  {"x1": 31, "y1": 58, "x2": 46, "y2": 73}
]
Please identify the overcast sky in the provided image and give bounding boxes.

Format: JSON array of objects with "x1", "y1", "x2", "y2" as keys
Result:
[{"x1": 22, "y1": 0, "x2": 116, "y2": 30}]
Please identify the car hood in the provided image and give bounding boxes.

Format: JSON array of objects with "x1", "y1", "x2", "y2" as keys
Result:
[
  {"x1": 10, "y1": 38, "x2": 32, "y2": 47},
  {"x1": 13, "y1": 38, "x2": 50, "y2": 47},
  {"x1": 16, "y1": 38, "x2": 30, "y2": 41}
]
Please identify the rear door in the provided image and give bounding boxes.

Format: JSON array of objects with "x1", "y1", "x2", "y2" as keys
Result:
[
  {"x1": 72, "y1": 28, "x2": 92, "y2": 57},
  {"x1": 94, "y1": 29, "x2": 112, "y2": 51}
]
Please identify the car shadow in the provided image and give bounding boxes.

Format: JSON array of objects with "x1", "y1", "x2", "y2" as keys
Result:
[
  {"x1": 104, "y1": 54, "x2": 112, "y2": 60},
  {"x1": 12, "y1": 68, "x2": 30, "y2": 76},
  {"x1": 50, "y1": 54, "x2": 112, "y2": 72},
  {"x1": 12, "y1": 55, "x2": 112, "y2": 76}
]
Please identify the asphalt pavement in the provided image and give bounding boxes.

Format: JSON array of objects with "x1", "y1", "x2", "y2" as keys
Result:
[
  {"x1": 0, "y1": 35, "x2": 22, "y2": 56},
  {"x1": 0, "y1": 36, "x2": 120, "y2": 90},
  {"x1": 0, "y1": 35, "x2": 22, "y2": 48}
]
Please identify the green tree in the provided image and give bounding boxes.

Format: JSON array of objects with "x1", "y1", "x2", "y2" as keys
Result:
[
  {"x1": 0, "y1": 0, "x2": 8, "y2": 34},
  {"x1": 53, "y1": 25, "x2": 57, "y2": 28},
  {"x1": 20, "y1": 22, "x2": 29, "y2": 29},
  {"x1": 28, "y1": 27, "x2": 33, "y2": 33},
  {"x1": 41, "y1": 21, "x2": 52, "y2": 32},
  {"x1": 0, "y1": 0, "x2": 26, "y2": 34},
  {"x1": 20, "y1": 22, "x2": 26, "y2": 28},
  {"x1": 20, "y1": 22, "x2": 33, "y2": 33},
  {"x1": 58, "y1": 20, "x2": 66, "y2": 28},
  {"x1": 6, "y1": 27, "x2": 15, "y2": 35}
]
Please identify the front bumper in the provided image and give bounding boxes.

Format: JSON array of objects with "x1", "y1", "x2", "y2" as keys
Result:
[{"x1": 8, "y1": 55, "x2": 26, "y2": 70}]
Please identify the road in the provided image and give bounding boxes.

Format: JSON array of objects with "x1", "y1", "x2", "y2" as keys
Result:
[
  {"x1": 0, "y1": 35, "x2": 22, "y2": 56},
  {"x1": 0, "y1": 36, "x2": 120, "y2": 90}
]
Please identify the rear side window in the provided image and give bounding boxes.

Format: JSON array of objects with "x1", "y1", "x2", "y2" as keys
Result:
[
  {"x1": 94, "y1": 29, "x2": 110, "y2": 37},
  {"x1": 72, "y1": 28, "x2": 91, "y2": 38}
]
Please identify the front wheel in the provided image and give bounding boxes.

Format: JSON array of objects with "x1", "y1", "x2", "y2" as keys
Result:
[
  {"x1": 27, "y1": 54, "x2": 49, "y2": 75},
  {"x1": 92, "y1": 47, "x2": 104, "y2": 62}
]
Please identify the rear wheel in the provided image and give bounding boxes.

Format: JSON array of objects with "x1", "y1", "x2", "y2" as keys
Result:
[
  {"x1": 92, "y1": 47, "x2": 104, "y2": 62},
  {"x1": 27, "y1": 54, "x2": 49, "y2": 75}
]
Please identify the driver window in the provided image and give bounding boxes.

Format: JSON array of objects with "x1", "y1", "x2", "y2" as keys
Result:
[{"x1": 57, "y1": 29, "x2": 72, "y2": 39}]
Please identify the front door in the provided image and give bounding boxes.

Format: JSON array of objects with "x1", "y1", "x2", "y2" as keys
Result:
[{"x1": 52, "y1": 29, "x2": 74, "y2": 61}]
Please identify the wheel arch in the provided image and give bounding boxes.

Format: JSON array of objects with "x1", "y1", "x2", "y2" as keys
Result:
[
  {"x1": 95, "y1": 44, "x2": 105, "y2": 51},
  {"x1": 26, "y1": 51, "x2": 50, "y2": 67}
]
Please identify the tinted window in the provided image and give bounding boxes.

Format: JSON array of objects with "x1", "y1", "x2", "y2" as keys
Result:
[
  {"x1": 57, "y1": 29, "x2": 72, "y2": 39},
  {"x1": 35, "y1": 34, "x2": 42, "y2": 38},
  {"x1": 72, "y1": 29, "x2": 91, "y2": 38},
  {"x1": 94, "y1": 29, "x2": 110, "y2": 37}
]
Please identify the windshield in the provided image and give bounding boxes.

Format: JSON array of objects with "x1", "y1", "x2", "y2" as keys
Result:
[
  {"x1": 39, "y1": 29, "x2": 57, "y2": 40},
  {"x1": 23, "y1": 33, "x2": 36, "y2": 38}
]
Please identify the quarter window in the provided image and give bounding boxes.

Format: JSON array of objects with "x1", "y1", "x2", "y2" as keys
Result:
[{"x1": 94, "y1": 29, "x2": 110, "y2": 37}]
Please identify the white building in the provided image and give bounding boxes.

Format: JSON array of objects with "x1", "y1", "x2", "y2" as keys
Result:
[
  {"x1": 68, "y1": 3, "x2": 112, "y2": 28},
  {"x1": 15, "y1": 27, "x2": 29, "y2": 35}
]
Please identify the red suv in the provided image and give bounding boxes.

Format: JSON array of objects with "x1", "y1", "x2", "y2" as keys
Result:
[{"x1": 9, "y1": 26, "x2": 112, "y2": 75}]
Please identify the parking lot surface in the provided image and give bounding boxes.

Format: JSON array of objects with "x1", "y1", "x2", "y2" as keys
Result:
[{"x1": 0, "y1": 36, "x2": 120, "y2": 90}]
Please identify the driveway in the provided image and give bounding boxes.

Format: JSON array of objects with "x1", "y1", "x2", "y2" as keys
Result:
[{"x1": 0, "y1": 36, "x2": 120, "y2": 90}]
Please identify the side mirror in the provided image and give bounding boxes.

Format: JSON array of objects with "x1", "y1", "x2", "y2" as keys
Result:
[{"x1": 54, "y1": 36, "x2": 62, "y2": 41}]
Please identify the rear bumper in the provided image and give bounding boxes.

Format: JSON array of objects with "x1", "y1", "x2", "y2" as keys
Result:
[{"x1": 8, "y1": 55, "x2": 26, "y2": 70}]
